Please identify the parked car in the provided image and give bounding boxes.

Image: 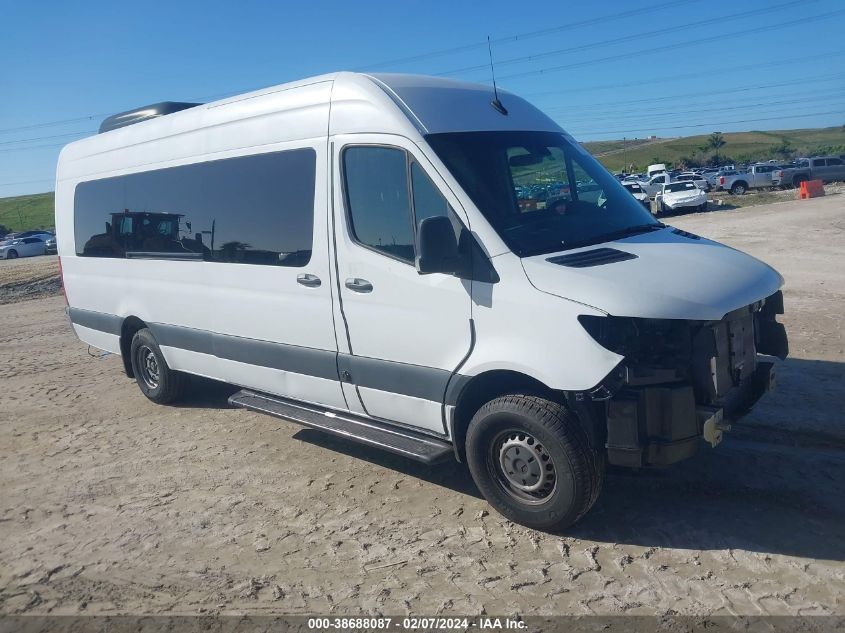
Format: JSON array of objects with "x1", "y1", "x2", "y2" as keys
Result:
[
  {"x1": 15, "y1": 230, "x2": 54, "y2": 240},
  {"x1": 0, "y1": 236, "x2": 47, "y2": 259},
  {"x1": 622, "y1": 174, "x2": 646, "y2": 185},
  {"x1": 675, "y1": 172, "x2": 711, "y2": 192},
  {"x1": 772, "y1": 156, "x2": 845, "y2": 188},
  {"x1": 719, "y1": 164, "x2": 779, "y2": 195},
  {"x1": 646, "y1": 163, "x2": 667, "y2": 178},
  {"x1": 622, "y1": 182, "x2": 650, "y2": 208},
  {"x1": 57, "y1": 71, "x2": 788, "y2": 531},
  {"x1": 656, "y1": 181, "x2": 708, "y2": 214}
]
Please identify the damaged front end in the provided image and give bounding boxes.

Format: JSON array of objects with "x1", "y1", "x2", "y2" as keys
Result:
[{"x1": 576, "y1": 291, "x2": 788, "y2": 468}]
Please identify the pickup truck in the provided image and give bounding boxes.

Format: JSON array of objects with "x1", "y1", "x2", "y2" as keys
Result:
[
  {"x1": 718, "y1": 164, "x2": 779, "y2": 195},
  {"x1": 772, "y1": 156, "x2": 845, "y2": 188}
]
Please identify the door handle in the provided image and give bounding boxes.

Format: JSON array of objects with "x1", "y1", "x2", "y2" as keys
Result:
[
  {"x1": 296, "y1": 273, "x2": 321, "y2": 288},
  {"x1": 345, "y1": 277, "x2": 373, "y2": 293}
]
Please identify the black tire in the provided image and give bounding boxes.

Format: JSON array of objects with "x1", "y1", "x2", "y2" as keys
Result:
[
  {"x1": 7, "y1": 249, "x2": 18, "y2": 259},
  {"x1": 699, "y1": 202, "x2": 707, "y2": 212},
  {"x1": 730, "y1": 182, "x2": 747, "y2": 195},
  {"x1": 465, "y1": 394, "x2": 604, "y2": 531},
  {"x1": 659, "y1": 200, "x2": 667, "y2": 215},
  {"x1": 129, "y1": 327, "x2": 188, "y2": 404},
  {"x1": 793, "y1": 175, "x2": 806, "y2": 189}
]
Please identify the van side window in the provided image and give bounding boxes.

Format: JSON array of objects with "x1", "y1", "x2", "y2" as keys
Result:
[
  {"x1": 343, "y1": 147, "x2": 415, "y2": 263},
  {"x1": 73, "y1": 148, "x2": 316, "y2": 267},
  {"x1": 410, "y1": 161, "x2": 460, "y2": 244}
]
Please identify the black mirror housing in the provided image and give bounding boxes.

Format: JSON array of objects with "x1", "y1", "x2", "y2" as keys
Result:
[{"x1": 416, "y1": 216, "x2": 460, "y2": 275}]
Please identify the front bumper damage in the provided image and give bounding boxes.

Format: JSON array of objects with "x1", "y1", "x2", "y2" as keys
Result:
[
  {"x1": 582, "y1": 291, "x2": 787, "y2": 468},
  {"x1": 605, "y1": 361, "x2": 775, "y2": 467}
]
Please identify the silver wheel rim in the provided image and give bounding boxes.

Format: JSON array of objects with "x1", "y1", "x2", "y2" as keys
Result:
[
  {"x1": 137, "y1": 345, "x2": 160, "y2": 389},
  {"x1": 489, "y1": 429, "x2": 557, "y2": 504}
]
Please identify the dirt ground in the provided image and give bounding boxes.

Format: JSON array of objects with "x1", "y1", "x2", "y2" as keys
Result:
[{"x1": 0, "y1": 195, "x2": 843, "y2": 617}]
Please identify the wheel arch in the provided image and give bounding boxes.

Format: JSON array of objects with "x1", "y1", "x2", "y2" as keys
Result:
[
  {"x1": 449, "y1": 369, "x2": 568, "y2": 462},
  {"x1": 119, "y1": 315, "x2": 148, "y2": 377}
]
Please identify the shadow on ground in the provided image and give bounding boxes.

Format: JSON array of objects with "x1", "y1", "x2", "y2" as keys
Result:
[{"x1": 181, "y1": 358, "x2": 845, "y2": 561}]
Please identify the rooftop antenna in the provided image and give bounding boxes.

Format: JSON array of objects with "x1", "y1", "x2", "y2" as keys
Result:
[{"x1": 487, "y1": 36, "x2": 508, "y2": 116}]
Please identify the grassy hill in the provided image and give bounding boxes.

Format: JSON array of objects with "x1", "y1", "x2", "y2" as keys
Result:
[
  {"x1": 1, "y1": 126, "x2": 843, "y2": 233},
  {"x1": 585, "y1": 126, "x2": 845, "y2": 172},
  {"x1": 0, "y1": 192, "x2": 54, "y2": 233}
]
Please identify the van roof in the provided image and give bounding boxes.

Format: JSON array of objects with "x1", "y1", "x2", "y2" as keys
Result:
[{"x1": 59, "y1": 72, "x2": 563, "y2": 182}]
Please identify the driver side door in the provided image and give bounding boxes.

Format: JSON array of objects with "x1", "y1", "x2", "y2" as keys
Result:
[{"x1": 330, "y1": 135, "x2": 473, "y2": 434}]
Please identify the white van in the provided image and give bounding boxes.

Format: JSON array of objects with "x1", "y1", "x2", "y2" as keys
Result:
[{"x1": 56, "y1": 72, "x2": 788, "y2": 530}]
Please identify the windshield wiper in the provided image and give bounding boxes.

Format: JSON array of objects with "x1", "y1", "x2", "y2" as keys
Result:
[
  {"x1": 591, "y1": 222, "x2": 665, "y2": 243},
  {"x1": 518, "y1": 222, "x2": 666, "y2": 257}
]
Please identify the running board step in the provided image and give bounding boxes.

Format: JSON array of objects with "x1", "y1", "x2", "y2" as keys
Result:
[{"x1": 228, "y1": 390, "x2": 453, "y2": 465}]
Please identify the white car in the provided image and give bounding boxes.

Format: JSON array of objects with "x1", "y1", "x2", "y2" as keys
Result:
[
  {"x1": 0, "y1": 236, "x2": 47, "y2": 259},
  {"x1": 675, "y1": 172, "x2": 711, "y2": 192},
  {"x1": 657, "y1": 181, "x2": 708, "y2": 214},
  {"x1": 622, "y1": 182, "x2": 650, "y2": 208}
]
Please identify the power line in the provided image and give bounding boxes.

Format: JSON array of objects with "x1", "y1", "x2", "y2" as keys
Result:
[
  {"x1": 520, "y1": 49, "x2": 845, "y2": 99},
  {"x1": 0, "y1": 178, "x2": 54, "y2": 188},
  {"x1": 0, "y1": 142, "x2": 68, "y2": 154},
  {"x1": 572, "y1": 109, "x2": 845, "y2": 136},
  {"x1": 553, "y1": 91, "x2": 845, "y2": 125},
  {"x1": 0, "y1": 114, "x2": 107, "y2": 136},
  {"x1": 494, "y1": 8, "x2": 845, "y2": 83},
  {"x1": 0, "y1": 130, "x2": 95, "y2": 147},
  {"x1": 539, "y1": 72, "x2": 845, "y2": 112},
  {"x1": 0, "y1": 2, "x2": 697, "y2": 137},
  {"x1": 436, "y1": 0, "x2": 813, "y2": 77},
  {"x1": 355, "y1": 0, "x2": 698, "y2": 71}
]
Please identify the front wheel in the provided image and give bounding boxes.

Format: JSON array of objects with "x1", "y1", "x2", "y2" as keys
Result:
[
  {"x1": 130, "y1": 328, "x2": 188, "y2": 404},
  {"x1": 7, "y1": 250, "x2": 18, "y2": 259},
  {"x1": 465, "y1": 395, "x2": 604, "y2": 531}
]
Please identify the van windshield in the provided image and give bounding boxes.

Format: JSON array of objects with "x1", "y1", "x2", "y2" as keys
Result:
[{"x1": 426, "y1": 131, "x2": 660, "y2": 256}]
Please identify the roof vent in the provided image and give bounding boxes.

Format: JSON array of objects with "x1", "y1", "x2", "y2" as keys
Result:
[
  {"x1": 99, "y1": 101, "x2": 203, "y2": 134},
  {"x1": 672, "y1": 228, "x2": 701, "y2": 240},
  {"x1": 547, "y1": 248, "x2": 638, "y2": 268}
]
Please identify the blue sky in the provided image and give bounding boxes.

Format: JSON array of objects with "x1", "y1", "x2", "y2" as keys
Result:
[{"x1": 2, "y1": 0, "x2": 844, "y2": 197}]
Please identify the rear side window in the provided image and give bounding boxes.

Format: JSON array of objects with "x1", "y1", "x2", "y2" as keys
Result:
[
  {"x1": 827, "y1": 158, "x2": 843, "y2": 166},
  {"x1": 812, "y1": 159, "x2": 825, "y2": 167},
  {"x1": 73, "y1": 148, "x2": 316, "y2": 267}
]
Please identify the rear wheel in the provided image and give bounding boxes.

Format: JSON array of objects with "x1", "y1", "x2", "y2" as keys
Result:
[
  {"x1": 793, "y1": 175, "x2": 807, "y2": 188},
  {"x1": 129, "y1": 328, "x2": 188, "y2": 404},
  {"x1": 730, "y1": 182, "x2": 747, "y2": 195},
  {"x1": 7, "y1": 250, "x2": 18, "y2": 259},
  {"x1": 465, "y1": 394, "x2": 603, "y2": 531},
  {"x1": 699, "y1": 202, "x2": 707, "y2": 212}
]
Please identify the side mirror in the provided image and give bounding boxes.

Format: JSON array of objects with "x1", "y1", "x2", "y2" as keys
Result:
[{"x1": 416, "y1": 216, "x2": 459, "y2": 275}]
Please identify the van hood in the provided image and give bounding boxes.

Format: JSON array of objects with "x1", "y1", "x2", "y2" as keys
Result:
[{"x1": 520, "y1": 227, "x2": 783, "y2": 320}]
